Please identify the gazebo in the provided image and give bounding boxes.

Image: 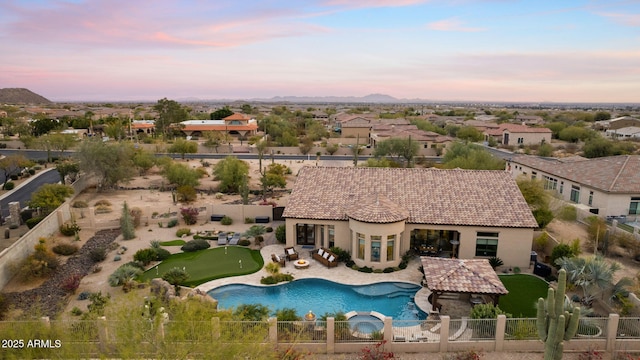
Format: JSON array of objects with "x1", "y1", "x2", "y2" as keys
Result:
[{"x1": 420, "y1": 257, "x2": 508, "y2": 312}]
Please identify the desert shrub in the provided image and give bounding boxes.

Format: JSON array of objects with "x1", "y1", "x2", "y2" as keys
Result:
[
  {"x1": 557, "y1": 205, "x2": 577, "y2": 221},
  {"x1": 398, "y1": 261, "x2": 408, "y2": 270},
  {"x1": 16, "y1": 239, "x2": 59, "y2": 279},
  {"x1": 167, "y1": 218, "x2": 179, "y2": 228},
  {"x1": 71, "y1": 307, "x2": 83, "y2": 316},
  {"x1": 238, "y1": 239, "x2": 251, "y2": 246},
  {"x1": 260, "y1": 273, "x2": 294, "y2": 285},
  {"x1": 133, "y1": 248, "x2": 157, "y2": 265},
  {"x1": 108, "y1": 264, "x2": 143, "y2": 287},
  {"x1": 77, "y1": 291, "x2": 90, "y2": 300},
  {"x1": 176, "y1": 185, "x2": 197, "y2": 203},
  {"x1": 61, "y1": 274, "x2": 82, "y2": 293},
  {"x1": 550, "y1": 243, "x2": 577, "y2": 269},
  {"x1": 470, "y1": 303, "x2": 511, "y2": 320},
  {"x1": 130, "y1": 207, "x2": 143, "y2": 227},
  {"x1": 442, "y1": 350, "x2": 483, "y2": 360},
  {"x1": 52, "y1": 243, "x2": 79, "y2": 256},
  {"x1": 25, "y1": 216, "x2": 44, "y2": 229},
  {"x1": 89, "y1": 247, "x2": 107, "y2": 262},
  {"x1": 534, "y1": 232, "x2": 549, "y2": 252},
  {"x1": 180, "y1": 239, "x2": 210, "y2": 252},
  {"x1": 176, "y1": 228, "x2": 192, "y2": 237},
  {"x1": 94, "y1": 204, "x2": 112, "y2": 214},
  {"x1": 358, "y1": 266, "x2": 373, "y2": 273},
  {"x1": 220, "y1": 215, "x2": 233, "y2": 225},
  {"x1": 275, "y1": 224, "x2": 286, "y2": 243},
  {"x1": 59, "y1": 221, "x2": 81, "y2": 236},
  {"x1": 122, "y1": 261, "x2": 145, "y2": 270},
  {"x1": 94, "y1": 199, "x2": 112, "y2": 207},
  {"x1": 180, "y1": 207, "x2": 199, "y2": 225},
  {"x1": 28, "y1": 168, "x2": 36, "y2": 175},
  {"x1": 154, "y1": 248, "x2": 171, "y2": 261},
  {"x1": 265, "y1": 226, "x2": 273, "y2": 232},
  {"x1": 329, "y1": 247, "x2": 351, "y2": 263},
  {"x1": 244, "y1": 217, "x2": 254, "y2": 224},
  {"x1": 383, "y1": 267, "x2": 395, "y2": 273},
  {"x1": 3, "y1": 181, "x2": 14, "y2": 190},
  {"x1": 10, "y1": 174, "x2": 18, "y2": 181},
  {"x1": 254, "y1": 235, "x2": 264, "y2": 246},
  {"x1": 488, "y1": 256, "x2": 504, "y2": 270},
  {"x1": 72, "y1": 200, "x2": 88, "y2": 208},
  {"x1": 345, "y1": 260, "x2": 355, "y2": 267},
  {"x1": 87, "y1": 291, "x2": 110, "y2": 315}
]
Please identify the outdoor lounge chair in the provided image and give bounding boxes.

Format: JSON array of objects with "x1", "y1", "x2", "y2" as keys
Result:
[
  {"x1": 284, "y1": 247, "x2": 299, "y2": 261},
  {"x1": 271, "y1": 254, "x2": 285, "y2": 267},
  {"x1": 217, "y1": 232, "x2": 227, "y2": 245},
  {"x1": 228, "y1": 233, "x2": 240, "y2": 245}
]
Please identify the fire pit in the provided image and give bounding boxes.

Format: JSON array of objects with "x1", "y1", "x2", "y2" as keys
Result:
[{"x1": 294, "y1": 259, "x2": 310, "y2": 269}]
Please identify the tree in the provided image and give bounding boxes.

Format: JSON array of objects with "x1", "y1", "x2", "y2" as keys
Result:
[
  {"x1": 210, "y1": 106, "x2": 233, "y2": 120},
  {"x1": 29, "y1": 184, "x2": 74, "y2": 213},
  {"x1": 517, "y1": 176, "x2": 554, "y2": 228},
  {"x1": 103, "y1": 117, "x2": 127, "y2": 141},
  {"x1": 233, "y1": 304, "x2": 270, "y2": 321},
  {"x1": 537, "y1": 142, "x2": 554, "y2": 157},
  {"x1": 244, "y1": 225, "x2": 266, "y2": 239},
  {"x1": 76, "y1": 139, "x2": 136, "y2": 190},
  {"x1": 213, "y1": 156, "x2": 250, "y2": 193},
  {"x1": 162, "y1": 162, "x2": 201, "y2": 188},
  {"x1": 31, "y1": 118, "x2": 60, "y2": 136},
  {"x1": 203, "y1": 131, "x2": 222, "y2": 153},
  {"x1": 167, "y1": 138, "x2": 198, "y2": 159},
  {"x1": 255, "y1": 140, "x2": 268, "y2": 172},
  {"x1": 260, "y1": 163, "x2": 288, "y2": 198},
  {"x1": 56, "y1": 160, "x2": 80, "y2": 184},
  {"x1": 162, "y1": 267, "x2": 190, "y2": 296},
  {"x1": 594, "y1": 111, "x2": 611, "y2": 122},
  {"x1": 120, "y1": 201, "x2": 135, "y2": 240},
  {"x1": 583, "y1": 137, "x2": 614, "y2": 158},
  {"x1": 132, "y1": 149, "x2": 156, "y2": 175},
  {"x1": 0, "y1": 154, "x2": 32, "y2": 189},
  {"x1": 373, "y1": 137, "x2": 420, "y2": 167},
  {"x1": 442, "y1": 142, "x2": 505, "y2": 170},
  {"x1": 153, "y1": 98, "x2": 189, "y2": 138},
  {"x1": 558, "y1": 126, "x2": 593, "y2": 143},
  {"x1": 456, "y1": 126, "x2": 484, "y2": 142},
  {"x1": 326, "y1": 143, "x2": 339, "y2": 155},
  {"x1": 298, "y1": 136, "x2": 314, "y2": 155}
]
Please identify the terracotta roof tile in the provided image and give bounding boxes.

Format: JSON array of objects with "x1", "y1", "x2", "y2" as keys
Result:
[
  {"x1": 346, "y1": 195, "x2": 410, "y2": 223},
  {"x1": 283, "y1": 167, "x2": 538, "y2": 228},
  {"x1": 421, "y1": 257, "x2": 508, "y2": 295}
]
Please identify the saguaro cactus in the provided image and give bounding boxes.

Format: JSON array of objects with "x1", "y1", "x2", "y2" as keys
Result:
[{"x1": 537, "y1": 268, "x2": 580, "y2": 360}]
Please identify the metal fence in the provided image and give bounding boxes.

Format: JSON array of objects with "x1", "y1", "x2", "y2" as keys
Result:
[
  {"x1": 220, "y1": 321, "x2": 269, "y2": 342},
  {"x1": 277, "y1": 320, "x2": 327, "y2": 343},
  {"x1": 165, "y1": 320, "x2": 214, "y2": 342},
  {"x1": 390, "y1": 319, "x2": 440, "y2": 343},
  {"x1": 576, "y1": 317, "x2": 608, "y2": 339},
  {"x1": 617, "y1": 317, "x2": 640, "y2": 339},
  {"x1": 505, "y1": 318, "x2": 539, "y2": 340},
  {"x1": 456, "y1": 318, "x2": 495, "y2": 341},
  {"x1": 334, "y1": 320, "x2": 380, "y2": 343}
]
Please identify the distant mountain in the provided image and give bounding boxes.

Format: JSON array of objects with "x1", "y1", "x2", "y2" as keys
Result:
[
  {"x1": 0, "y1": 88, "x2": 52, "y2": 104},
  {"x1": 263, "y1": 93, "x2": 402, "y2": 103}
]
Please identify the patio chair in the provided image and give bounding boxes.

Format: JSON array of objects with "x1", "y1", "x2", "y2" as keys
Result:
[
  {"x1": 217, "y1": 232, "x2": 227, "y2": 246},
  {"x1": 228, "y1": 233, "x2": 240, "y2": 245},
  {"x1": 271, "y1": 254, "x2": 285, "y2": 267},
  {"x1": 284, "y1": 247, "x2": 299, "y2": 261}
]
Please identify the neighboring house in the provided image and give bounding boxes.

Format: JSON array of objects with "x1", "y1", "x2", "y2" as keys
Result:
[
  {"x1": 484, "y1": 123, "x2": 551, "y2": 146},
  {"x1": 514, "y1": 115, "x2": 544, "y2": 126},
  {"x1": 465, "y1": 120, "x2": 500, "y2": 133},
  {"x1": 131, "y1": 120, "x2": 155, "y2": 135},
  {"x1": 337, "y1": 116, "x2": 374, "y2": 138},
  {"x1": 370, "y1": 124, "x2": 453, "y2": 156},
  {"x1": 283, "y1": 167, "x2": 537, "y2": 270},
  {"x1": 177, "y1": 113, "x2": 258, "y2": 139},
  {"x1": 606, "y1": 126, "x2": 640, "y2": 139},
  {"x1": 507, "y1": 155, "x2": 640, "y2": 217},
  {"x1": 595, "y1": 116, "x2": 640, "y2": 131}
]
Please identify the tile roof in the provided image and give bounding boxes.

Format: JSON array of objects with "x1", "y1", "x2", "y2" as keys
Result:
[
  {"x1": 223, "y1": 113, "x2": 252, "y2": 121},
  {"x1": 485, "y1": 123, "x2": 552, "y2": 136},
  {"x1": 283, "y1": 167, "x2": 537, "y2": 228},
  {"x1": 346, "y1": 194, "x2": 410, "y2": 223},
  {"x1": 511, "y1": 155, "x2": 640, "y2": 193},
  {"x1": 420, "y1": 257, "x2": 508, "y2": 295}
]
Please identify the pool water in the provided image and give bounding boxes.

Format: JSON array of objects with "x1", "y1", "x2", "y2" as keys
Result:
[{"x1": 208, "y1": 278, "x2": 426, "y2": 320}]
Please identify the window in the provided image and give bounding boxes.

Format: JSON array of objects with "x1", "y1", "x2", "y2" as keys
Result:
[
  {"x1": 560, "y1": 181, "x2": 564, "y2": 194},
  {"x1": 531, "y1": 171, "x2": 537, "y2": 180},
  {"x1": 328, "y1": 225, "x2": 335, "y2": 248},
  {"x1": 475, "y1": 232, "x2": 498, "y2": 257},
  {"x1": 357, "y1": 233, "x2": 365, "y2": 260},
  {"x1": 387, "y1": 235, "x2": 395, "y2": 261},
  {"x1": 296, "y1": 224, "x2": 315, "y2": 245},
  {"x1": 319, "y1": 225, "x2": 325, "y2": 248},
  {"x1": 543, "y1": 176, "x2": 557, "y2": 191},
  {"x1": 517, "y1": 137, "x2": 524, "y2": 144},
  {"x1": 371, "y1": 236, "x2": 381, "y2": 262},
  {"x1": 629, "y1": 197, "x2": 640, "y2": 215},
  {"x1": 570, "y1": 185, "x2": 580, "y2": 203},
  {"x1": 588, "y1": 191, "x2": 594, "y2": 206}
]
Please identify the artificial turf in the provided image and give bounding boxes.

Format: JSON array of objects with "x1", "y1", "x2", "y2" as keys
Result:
[
  {"x1": 159, "y1": 240, "x2": 186, "y2": 246},
  {"x1": 141, "y1": 246, "x2": 264, "y2": 287},
  {"x1": 498, "y1": 274, "x2": 549, "y2": 317}
]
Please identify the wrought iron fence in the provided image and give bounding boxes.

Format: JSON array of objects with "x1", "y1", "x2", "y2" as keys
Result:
[
  {"x1": 390, "y1": 319, "x2": 440, "y2": 343},
  {"x1": 277, "y1": 320, "x2": 326, "y2": 343},
  {"x1": 505, "y1": 318, "x2": 539, "y2": 340},
  {"x1": 334, "y1": 320, "x2": 380, "y2": 343},
  {"x1": 456, "y1": 318, "x2": 495, "y2": 341},
  {"x1": 617, "y1": 317, "x2": 640, "y2": 338},
  {"x1": 220, "y1": 321, "x2": 269, "y2": 342},
  {"x1": 575, "y1": 317, "x2": 608, "y2": 339}
]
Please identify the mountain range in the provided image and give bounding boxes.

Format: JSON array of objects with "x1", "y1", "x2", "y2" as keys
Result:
[{"x1": 0, "y1": 88, "x2": 52, "y2": 104}]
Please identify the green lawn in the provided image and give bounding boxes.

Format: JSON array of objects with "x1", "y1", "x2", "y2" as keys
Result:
[
  {"x1": 141, "y1": 246, "x2": 264, "y2": 287},
  {"x1": 498, "y1": 274, "x2": 549, "y2": 317},
  {"x1": 159, "y1": 240, "x2": 186, "y2": 246}
]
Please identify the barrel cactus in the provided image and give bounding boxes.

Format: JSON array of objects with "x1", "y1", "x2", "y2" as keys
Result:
[{"x1": 536, "y1": 268, "x2": 580, "y2": 360}]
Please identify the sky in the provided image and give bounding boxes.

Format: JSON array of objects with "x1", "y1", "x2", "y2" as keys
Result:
[{"x1": 1, "y1": 0, "x2": 639, "y2": 103}]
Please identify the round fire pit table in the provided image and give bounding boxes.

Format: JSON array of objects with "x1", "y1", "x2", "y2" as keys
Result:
[{"x1": 293, "y1": 259, "x2": 310, "y2": 269}]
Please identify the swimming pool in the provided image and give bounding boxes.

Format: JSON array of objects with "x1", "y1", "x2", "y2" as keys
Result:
[{"x1": 208, "y1": 278, "x2": 426, "y2": 320}]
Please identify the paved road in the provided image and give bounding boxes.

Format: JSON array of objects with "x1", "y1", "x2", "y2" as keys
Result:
[{"x1": 0, "y1": 169, "x2": 61, "y2": 219}]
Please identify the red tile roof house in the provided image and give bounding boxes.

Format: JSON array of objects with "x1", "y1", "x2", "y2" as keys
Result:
[
  {"x1": 484, "y1": 123, "x2": 551, "y2": 146},
  {"x1": 177, "y1": 113, "x2": 258, "y2": 139},
  {"x1": 507, "y1": 154, "x2": 640, "y2": 219},
  {"x1": 282, "y1": 167, "x2": 538, "y2": 270},
  {"x1": 370, "y1": 124, "x2": 454, "y2": 156}
]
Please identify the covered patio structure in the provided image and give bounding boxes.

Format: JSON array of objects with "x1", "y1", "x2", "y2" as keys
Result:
[{"x1": 420, "y1": 257, "x2": 508, "y2": 313}]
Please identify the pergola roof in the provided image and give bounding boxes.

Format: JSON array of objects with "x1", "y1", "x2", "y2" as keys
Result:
[{"x1": 421, "y1": 257, "x2": 508, "y2": 295}]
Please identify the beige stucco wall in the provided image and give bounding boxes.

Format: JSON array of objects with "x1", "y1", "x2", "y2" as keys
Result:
[
  {"x1": 348, "y1": 218, "x2": 405, "y2": 268},
  {"x1": 504, "y1": 131, "x2": 551, "y2": 146},
  {"x1": 286, "y1": 218, "x2": 534, "y2": 269},
  {"x1": 341, "y1": 127, "x2": 370, "y2": 139}
]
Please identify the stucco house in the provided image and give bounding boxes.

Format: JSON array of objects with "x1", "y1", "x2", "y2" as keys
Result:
[
  {"x1": 177, "y1": 113, "x2": 258, "y2": 139},
  {"x1": 369, "y1": 124, "x2": 453, "y2": 156},
  {"x1": 484, "y1": 123, "x2": 552, "y2": 146},
  {"x1": 282, "y1": 167, "x2": 537, "y2": 270},
  {"x1": 507, "y1": 155, "x2": 640, "y2": 218}
]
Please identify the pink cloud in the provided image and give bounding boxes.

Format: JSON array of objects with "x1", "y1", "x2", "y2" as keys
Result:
[
  {"x1": 322, "y1": 0, "x2": 428, "y2": 7},
  {"x1": 427, "y1": 17, "x2": 486, "y2": 32},
  {"x1": 597, "y1": 12, "x2": 640, "y2": 27}
]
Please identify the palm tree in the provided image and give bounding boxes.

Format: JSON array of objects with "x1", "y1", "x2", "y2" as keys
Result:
[
  {"x1": 162, "y1": 267, "x2": 189, "y2": 296},
  {"x1": 556, "y1": 256, "x2": 628, "y2": 305}
]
